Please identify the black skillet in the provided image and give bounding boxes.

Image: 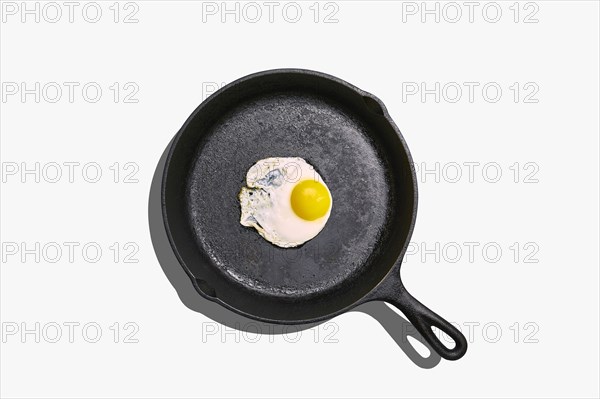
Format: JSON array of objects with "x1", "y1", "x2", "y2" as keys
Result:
[{"x1": 162, "y1": 69, "x2": 467, "y2": 360}]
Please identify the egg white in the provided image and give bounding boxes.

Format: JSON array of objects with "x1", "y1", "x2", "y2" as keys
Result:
[{"x1": 239, "y1": 157, "x2": 332, "y2": 248}]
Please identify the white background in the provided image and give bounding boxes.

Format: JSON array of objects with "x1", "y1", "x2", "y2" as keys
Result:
[{"x1": 1, "y1": 1, "x2": 599, "y2": 398}]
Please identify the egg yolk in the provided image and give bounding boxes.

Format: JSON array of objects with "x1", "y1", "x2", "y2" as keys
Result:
[{"x1": 290, "y1": 180, "x2": 331, "y2": 221}]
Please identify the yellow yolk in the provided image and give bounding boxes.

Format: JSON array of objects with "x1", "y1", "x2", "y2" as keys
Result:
[{"x1": 290, "y1": 180, "x2": 331, "y2": 221}]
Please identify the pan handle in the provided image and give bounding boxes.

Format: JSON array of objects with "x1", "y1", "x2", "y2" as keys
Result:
[{"x1": 371, "y1": 269, "x2": 468, "y2": 360}]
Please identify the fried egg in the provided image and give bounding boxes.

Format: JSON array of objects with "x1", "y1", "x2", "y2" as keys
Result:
[{"x1": 239, "y1": 157, "x2": 332, "y2": 248}]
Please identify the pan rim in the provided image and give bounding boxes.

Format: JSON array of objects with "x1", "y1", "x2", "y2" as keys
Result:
[{"x1": 161, "y1": 68, "x2": 419, "y2": 324}]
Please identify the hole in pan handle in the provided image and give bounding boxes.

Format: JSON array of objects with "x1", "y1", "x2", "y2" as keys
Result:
[{"x1": 373, "y1": 271, "x2": 468, "y2": 361}]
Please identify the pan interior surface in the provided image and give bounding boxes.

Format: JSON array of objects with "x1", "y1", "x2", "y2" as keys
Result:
[
  {"x1": 164, "y1": 71, "x2": 416, "y2": 322},
  {"x1": 189, "y1": 92, "x2": 388, "y2": 295}
]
